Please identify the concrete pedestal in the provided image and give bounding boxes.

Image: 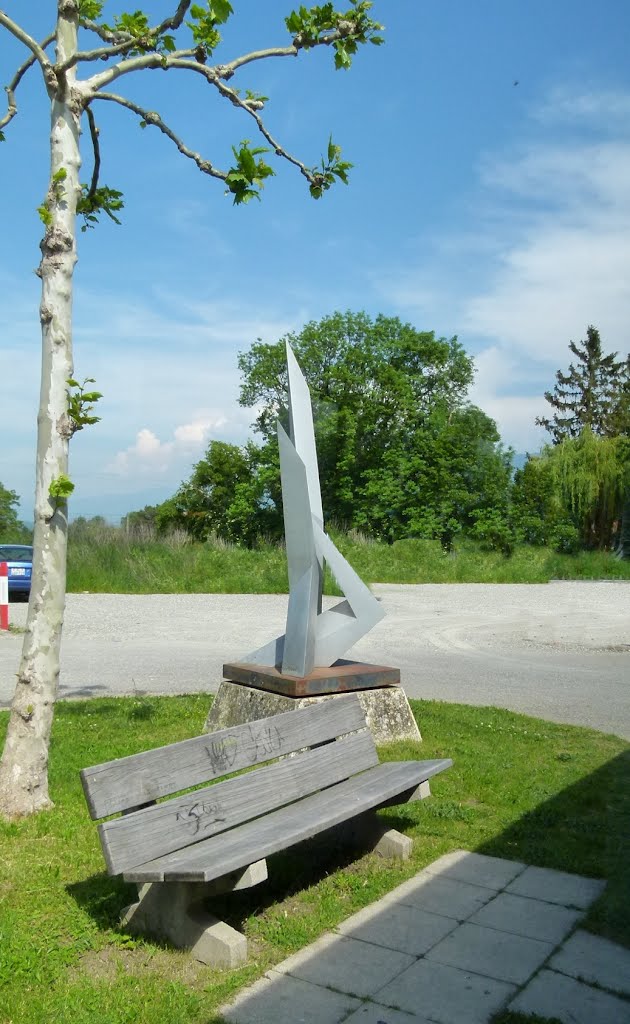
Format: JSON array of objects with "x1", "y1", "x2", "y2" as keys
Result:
[{"x1": 205, "y1": 680, "x2": 421, "y2": 744}]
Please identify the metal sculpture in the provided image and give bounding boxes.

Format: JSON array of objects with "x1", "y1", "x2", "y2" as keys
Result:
[{"x1": 243, "y1": 342, "x2": 384, "y2": 676}]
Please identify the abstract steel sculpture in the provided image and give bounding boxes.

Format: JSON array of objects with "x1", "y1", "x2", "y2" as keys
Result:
[{"x1": 242, "y1": 343, "x2": 384, "y2": 677}]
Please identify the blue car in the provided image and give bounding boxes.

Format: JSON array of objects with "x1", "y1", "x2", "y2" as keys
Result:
[{"x1": 0, "y1": 544, "x2": 33, "y2": 598}]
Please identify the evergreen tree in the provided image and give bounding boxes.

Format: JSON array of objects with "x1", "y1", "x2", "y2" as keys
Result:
[{"x1": 536, "y1": 326, "x2": 629, "y2": 443}]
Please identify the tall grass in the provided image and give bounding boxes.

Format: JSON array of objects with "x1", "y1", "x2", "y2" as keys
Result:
[{"x1": 65, "y1": 521, "x2": 630, "y2": 594}]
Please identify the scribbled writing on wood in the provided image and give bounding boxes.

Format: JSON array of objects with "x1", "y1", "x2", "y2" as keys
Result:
[
  {"x1": 204, "y1": 723, "x2": 283, "y2": 773},
  {"x1": 176, "y1": 799, "x2": 226, "y2": 836},
  {"x1": 176, "y1": 723, "x2": 286, "y2": 835}
]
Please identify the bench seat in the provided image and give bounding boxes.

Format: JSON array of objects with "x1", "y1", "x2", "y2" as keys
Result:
[{"x1": 124, "y1": 757, "x2": 451, "y2": 882}]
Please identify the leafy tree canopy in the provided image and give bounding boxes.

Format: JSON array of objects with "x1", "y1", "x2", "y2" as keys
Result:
[{"x1": 152, "y1": 311, "x2": 513, "y2": 548}]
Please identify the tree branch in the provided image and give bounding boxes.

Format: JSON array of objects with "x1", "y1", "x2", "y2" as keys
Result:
[
  {"x1": 60, "y1": 39, "x2": 198, "y2": 72},
  {"x1": 174, "y1": 60, "x2": 317, "y2": 184},
  {"x1": 214, "y1": 24, "x2": 362, "y2": 79},
  {"x1": 78, "y1": 17, "x2": 133, "y2": 45},
  {"x1": 85, "y1": 106, "x2": 101, "y2": 201},
  {"x1": 90, "y1": 91, "x2": 227, "y2": 181},
  {"x1": 64, "y1": 2, "x2": 194, "y2": 72},
  {"x1": 83, "y1": 49, "x2": 199, "y2": 92},
  {"x1": 216, "y1": 45, "x2": 299, "y2": 79},
  {"x1": 0, "y1": 11, "x2": 55, "y2": 77},
  {"x1": 153, "y1": 1, "x2": 193, "y2": 36},
  {"x1": 82, "y1": 22, "x2": 363, "y2": 94},
  {"x1": 0, "y1": 33, "x2": 55, "y2": 131}
]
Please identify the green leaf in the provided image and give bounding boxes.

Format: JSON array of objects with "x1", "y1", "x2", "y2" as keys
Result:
[
  {"x1": 212, "y1": 0, "x2": 234, "y2": 24},
  {"x1": 77, "y1": 184, "x2": 125, "y2": 230},
  {"x1": 49, "y1": 475, "x2": 75, "y2": 500},
  {"x1": 285, "y1": 11, "x2": 301, "y2": 32},
  {"x1": 78, "y1": 0, "x2": 105, "y2": 19},
  {"x1": 52, "y1": 168, "x2": 67, "y2": 183},
  {"x1": 37, "y1": 204, "x2": 53, "y2": 227}
]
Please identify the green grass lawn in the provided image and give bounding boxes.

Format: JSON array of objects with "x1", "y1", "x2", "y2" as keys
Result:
[
  {"x1": 65, "y1": 529, "x2": 630, "y2": 593},
  {"x1": 1, "y1": 695, "x2": 628, "y2": 1024}
]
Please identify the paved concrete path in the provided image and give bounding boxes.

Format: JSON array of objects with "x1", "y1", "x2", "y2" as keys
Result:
[
  {"x1": 220, "y1": 850, "x2": 630, "y2": 1024},
  {"x1": 1, "y1": 583, "x2": 629, "y2": 737}
]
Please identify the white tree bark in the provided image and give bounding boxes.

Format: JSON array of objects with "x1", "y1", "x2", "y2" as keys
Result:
[
  {"x1": 0, "y1": 0, "x2": 377, "y2": 820},
  {"x1": 0, "y1": 8, "x2": 81, "y2": 818}
]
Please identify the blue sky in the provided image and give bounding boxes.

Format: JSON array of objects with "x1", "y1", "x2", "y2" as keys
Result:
[{"x1": 1, "y1": 1, "x2": 629, "y2": 521}]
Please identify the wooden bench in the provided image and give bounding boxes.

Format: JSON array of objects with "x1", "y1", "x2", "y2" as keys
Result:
[{"x1": 80, "y1": 693, "x2": 452, "y2": 966}]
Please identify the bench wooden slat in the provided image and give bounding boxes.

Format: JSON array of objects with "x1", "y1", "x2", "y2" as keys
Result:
[
  {"x1": 124, "y1": 758, "x2": 452, "y2": 883},
  {"x1": 81, "y1": 694, "x2": 367, "y2": 819},
  {"x1": 100, "y1": 730, "x2": 379, "y2": 875}
]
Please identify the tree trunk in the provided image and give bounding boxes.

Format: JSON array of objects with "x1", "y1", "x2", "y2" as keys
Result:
[{"x1": 0, "y1": 10, "x2": 81, "y2": 818}]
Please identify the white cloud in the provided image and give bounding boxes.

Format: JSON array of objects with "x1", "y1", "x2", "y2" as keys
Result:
[
  {"x1": 108, "y1": 413, "x2": 229, "y2": 477},
  {"x1": 375, "y1": 86, "x2": 630, "y2": 451},
  {"x1": 533, "y1": 86, "x2": 630, "y2": 126}
]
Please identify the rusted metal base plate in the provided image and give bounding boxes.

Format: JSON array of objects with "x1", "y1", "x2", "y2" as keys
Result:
[{"x1": 222, "y1": 660, "x2": 401, "y2": 698}]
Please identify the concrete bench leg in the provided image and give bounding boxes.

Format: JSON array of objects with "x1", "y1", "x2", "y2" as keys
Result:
[
  {"x1": 334, "y1": 813, "x2": 412, "y2": 860},
  {"x1": 332, "y1": 784, "x2": 433, "y2": 861},
  {"x1": 120, "y1": 860, "x2": 267, "y2": 967}
]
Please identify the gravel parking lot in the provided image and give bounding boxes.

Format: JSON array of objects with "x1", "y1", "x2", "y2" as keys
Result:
[{"x1": 1, "y1": 582, "x2": 629, "y2": 737}]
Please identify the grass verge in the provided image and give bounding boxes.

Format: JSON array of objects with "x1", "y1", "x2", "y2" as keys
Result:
[
  {"x1": 0, "y1": 695, "x2": 628, "y2": 1023},
  {"x1": 66, "y1": 529, "x2": 630, "y2": 593}
]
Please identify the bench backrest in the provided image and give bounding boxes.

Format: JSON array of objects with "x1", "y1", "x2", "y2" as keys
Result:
[{"x1": 81, "y1": 693, "x2": 378, "y2": 876}]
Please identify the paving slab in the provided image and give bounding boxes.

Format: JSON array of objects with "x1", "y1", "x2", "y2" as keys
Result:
[
  {"x1": 336, "y1": 902, "x2": 456, "y2": 955},
  {"x1": 425, "y1": 921, "x2": 554, "y2": 984},
  {"x1": 424, "y1": 850, "x2": 525, "y2": 890},
  {"x1": 506, "y1": 864, "x2": 606, "y2": 908},
  {"x1": 343, "y1": 1003, "x2": 432, "y2": 1024},
  {"x1": 374, "y1": 957, "x2": 516, "y2": 1024},
  {"x1": 509, "y1": 968, "x2": 630, "y2": 1024},
  {"x1": 274, "y1": 931, "x2": 415, "y2": 998},
  {"x1": 468, "y1": 891, "x2": 581, "y2": 943},
  {"x1": 550, "y1": 928, "x2": 630, "y2": 996},
  {"x1": 394, "y1": 871, "x2": 496, "y2": 920},
  {"x1": 220, "y1": 970, "x2": 361, "y2": 1024}
]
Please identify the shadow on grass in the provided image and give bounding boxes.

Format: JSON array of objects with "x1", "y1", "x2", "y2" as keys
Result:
[
  {"x1": 68, "y1": 873, "x2": 137, "y2": 931},
  {"x1": 478, "y1": 748, "x2": 630, "y2": 945}
]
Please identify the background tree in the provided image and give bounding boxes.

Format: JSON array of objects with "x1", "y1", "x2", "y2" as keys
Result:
[
  {"x1": 524, "y1": 325, "x2": 630, "y2": 553},
  {"x1": 0, "y1": 1, "x2": 383, "y2": 819},
  {"x1": 155, "y1": 440, "x2": 281, "y2": 545},
  {"x1": 536, "y1": 326, "x2": 629, "y2": 442},
  {"x1": 0, "y1": 483, "x2": 24, "y2": 541},
  {"x1": 150, "y1": 311, "x2": 513, "y2": 551},
  {"x1": 510, "y1": 456, "x2": 570, "y2": 549},
  {"x1": 238, "y1": 310, "x2": 512, "y2": 544},
  {"x1": 541, "y1": 431, "x2": 628, "y2": 550}
]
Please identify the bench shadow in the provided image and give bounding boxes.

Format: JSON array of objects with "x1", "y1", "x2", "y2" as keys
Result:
[{"x1": 66, "y1": 811, "x2": 412, "y2": 936}]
